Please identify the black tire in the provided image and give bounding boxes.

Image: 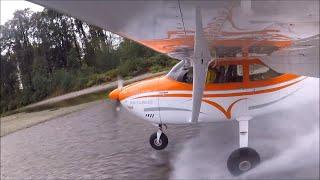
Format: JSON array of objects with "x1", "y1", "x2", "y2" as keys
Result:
[
  {"x1": 227, "y1": 147, "x2": 260, "y2": 176},
  {"x1": 149, "y1": 132, "x2": 168, "y2": 150}
]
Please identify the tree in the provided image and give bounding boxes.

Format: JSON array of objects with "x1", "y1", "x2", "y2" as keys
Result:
[
  {"x1": 0, "y1": 55, "x2": 19, "y2": 112},
  {"x1": 0, "y1": 7, "x2": 177, "y2": 114}
]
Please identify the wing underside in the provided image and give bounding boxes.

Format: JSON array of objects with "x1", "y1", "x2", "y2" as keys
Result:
[{"x1": 29, "y1": 0, "x2": 319, "y2": 77}]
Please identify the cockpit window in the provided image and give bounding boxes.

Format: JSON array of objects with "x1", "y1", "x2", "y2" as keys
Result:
[
  {"x1": 167, "y1": 61, "x2": 243, "y2": 84},
  {"x1": 249, "y1": 63, "x2": 281, "y2": 81},
  {"x1": 167, "y1": 61, "x2": 193, "y2": 83},
  {"x1": 167, "y1": 60, "x2": 280, "y2": 84},
  {"x1": 182, "y1": 67, "x2": 193, "y2": 83},
  {"x1": 174, "y1": 66, "x2": 193, "y2": 83},
  {"x1": 206, "y1": 64, "x2": 243, "y2": 84}
]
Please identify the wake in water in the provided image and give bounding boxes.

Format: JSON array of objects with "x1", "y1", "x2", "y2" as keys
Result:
[{"x1": 171, "y1": 78, "x2": 319, "y2": 179}]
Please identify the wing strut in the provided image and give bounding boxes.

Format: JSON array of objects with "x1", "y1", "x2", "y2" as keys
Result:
[{"x1": 190, "y1": 8, "x2": 212, "y2": 123}]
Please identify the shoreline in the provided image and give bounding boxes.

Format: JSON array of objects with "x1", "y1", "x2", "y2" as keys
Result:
[{"x1": 0, "y1": 71, "x2": 167, "y2": 137}]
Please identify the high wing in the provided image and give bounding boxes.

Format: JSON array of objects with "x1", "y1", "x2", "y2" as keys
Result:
[
  {"x1": 261, "y1": 34, "x2": 319, "y2": 77},
  {"x1": 28, "y1": 0, "x2": 319, "y2": 123},
  {"x1": 29, "y1": 0, "x2": 319, "y2": 77}
]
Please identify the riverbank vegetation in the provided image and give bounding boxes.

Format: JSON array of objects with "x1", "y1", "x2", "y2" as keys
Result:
[{"x1": 0, "y1": 8, "x2": 177, "y2": 114}]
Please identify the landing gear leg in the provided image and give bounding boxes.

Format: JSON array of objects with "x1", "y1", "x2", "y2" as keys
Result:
[
  {"x1": 149, "y1": 124, "x2": 168, "y2": 150},
  {"x1": 227, "y1": 117, "x2": 260, "y2": 176}
]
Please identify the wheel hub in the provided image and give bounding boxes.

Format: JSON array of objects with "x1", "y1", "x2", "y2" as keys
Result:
[
  {"x1": 154, "y1": 138, "x2": 162, "y2": 146},
  {"x1": 239, "y1": 161, "x2": 251, "y2": 171}
]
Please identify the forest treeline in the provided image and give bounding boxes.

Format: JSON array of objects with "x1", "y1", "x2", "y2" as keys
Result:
[{"x1": 0, "y1": 8, "x2": 177, "y2": 114}]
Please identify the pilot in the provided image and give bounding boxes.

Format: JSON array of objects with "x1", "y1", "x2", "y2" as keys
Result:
[
  {"x1": 206, "y1": 66, "x2": 217, "y2": 83},
  {"x1": 183, "y1": 68, "x2": 193, "y2": 83},
  {"x1": 215, "y1": 65, "x2": 226, "y2": 83}
]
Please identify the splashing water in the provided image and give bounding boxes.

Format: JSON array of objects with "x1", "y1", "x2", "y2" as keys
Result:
[{"x1": 170, "y1": 78, "x2": 319, "y2": 179}]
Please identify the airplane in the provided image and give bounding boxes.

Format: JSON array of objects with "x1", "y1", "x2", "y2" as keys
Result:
[{"x1": 29, "y1": 0, "x2": 319, "y2": 176}]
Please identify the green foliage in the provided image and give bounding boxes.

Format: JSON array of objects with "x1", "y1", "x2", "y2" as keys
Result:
[
  {"x1": 51, "y1": 69, "x2": 75, "y2": 93},
  {"x1": 31, "y1": 72, "x2": 50, "y2": 101},
  {"x1": 86, "y1": 69, "x2": 118, "y2": 87},
  {"x1": 0, "y1": 55, "x2": 19, "y2": 113},
  {"x1": 0, "y1": 8, "x2": 178, "y2": 114},
  {"x1": 118, "y1": 58, "x2": 147, "y2": 77},
  {"x1": 67, "y1": 48, "x2": 81, "y2": 70}
]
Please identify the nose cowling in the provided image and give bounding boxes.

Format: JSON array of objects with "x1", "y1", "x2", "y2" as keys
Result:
[{"x1": 109, "y1": 88, "x2": 120, "y2": 100}]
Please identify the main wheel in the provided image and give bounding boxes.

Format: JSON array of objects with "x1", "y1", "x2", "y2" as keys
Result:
[
  {"x1": 227, "y1": 147, "x2": 260, "y2": 176},
  {"x1": 149, "y1": 132, "x2": 168, "y2": 150}
]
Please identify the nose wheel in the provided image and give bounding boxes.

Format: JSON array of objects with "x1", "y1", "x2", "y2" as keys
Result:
[{"x1": 149, "y1": 124, "x2": 168, "y2": 150}]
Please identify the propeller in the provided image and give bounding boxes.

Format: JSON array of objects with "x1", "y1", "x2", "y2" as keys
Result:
[{"x1": 110, "y1": 75, "x2": 123, "y2": 118}]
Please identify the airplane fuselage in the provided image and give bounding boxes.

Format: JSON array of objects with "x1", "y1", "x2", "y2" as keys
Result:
[{"x1": 110, "y1": 58, "x2": 310, "y2": 124}]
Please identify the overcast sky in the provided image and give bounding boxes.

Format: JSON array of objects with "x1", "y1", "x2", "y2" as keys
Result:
[{"x1": 1, "y1": 0, "x2": 43, "y2": 25}]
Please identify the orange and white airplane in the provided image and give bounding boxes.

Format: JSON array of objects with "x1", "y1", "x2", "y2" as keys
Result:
[{"x1": 30, "y1": 0, "x2": 319, "y2": 176}]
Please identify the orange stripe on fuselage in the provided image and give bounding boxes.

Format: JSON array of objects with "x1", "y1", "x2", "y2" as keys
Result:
[
  {"x1": 132, "y1": 77, "x2": 305, "y2": 100},
  {"x1": 202, "y1": 98, "x2": 247, "y2": 119},
  {"x1": 128, "y1": 78, "x2": 304, "y2": 120},
  {"x1": 119, "y1": 74, "x2": 300, "y2": 101}
]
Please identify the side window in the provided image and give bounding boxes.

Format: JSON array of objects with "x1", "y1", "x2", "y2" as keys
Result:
[
  {"x1": 174, "y1": 63, "x2": 244, "y2": 84},
  {"x1": 249, "y1": 63, "x2": 281, "y2": 81},
  {"x1": 206, "y1": 64, "x2": 243, "y2": 84}
]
